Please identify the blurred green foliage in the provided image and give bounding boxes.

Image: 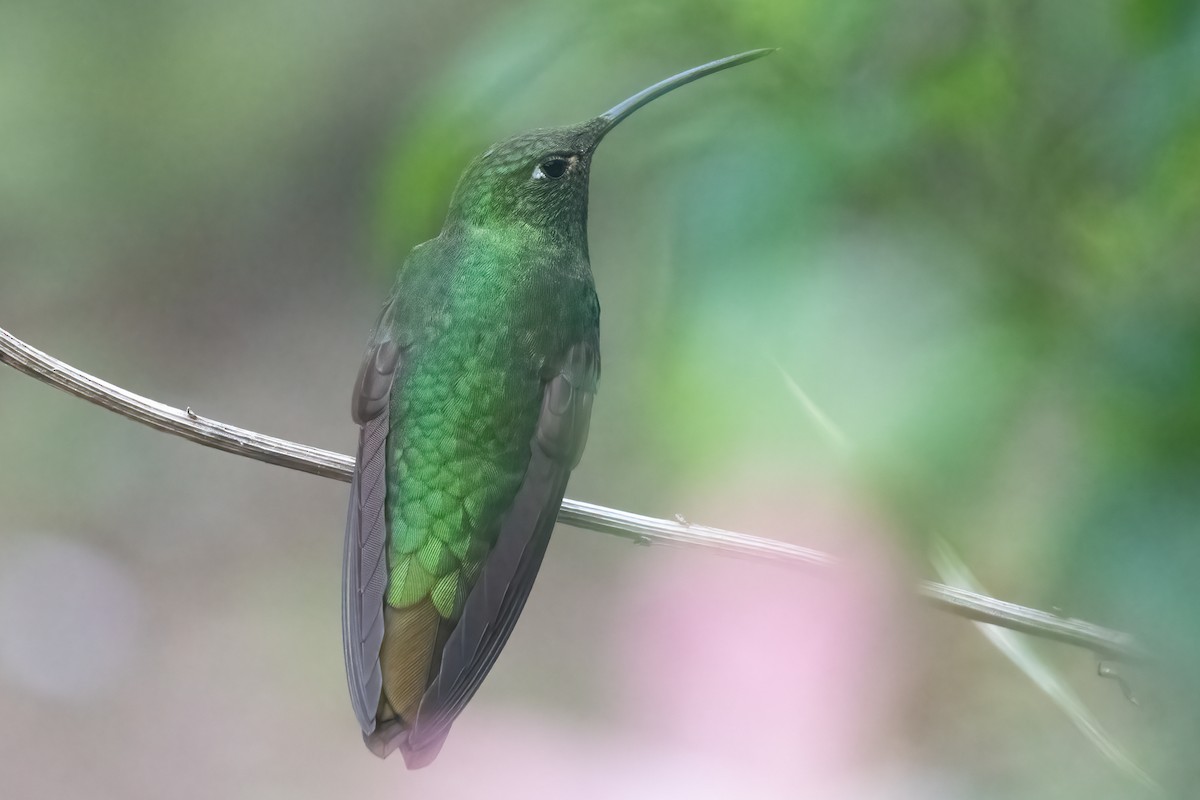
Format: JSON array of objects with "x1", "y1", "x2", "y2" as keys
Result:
[
  {"x1": 376, "y1": 0, "x2": 1200, "y2": 627},
  {"x1": 370, "y1": 1, "x2": 1200, "y2": 791}
]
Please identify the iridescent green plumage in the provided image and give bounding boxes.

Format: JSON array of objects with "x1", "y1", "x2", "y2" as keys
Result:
[
  {"x1": 385, "y1": 216, "x2": 599, "y2": 619},
  {"x1": 342, "y1": 49, "x2": 772, "y2": 769}
]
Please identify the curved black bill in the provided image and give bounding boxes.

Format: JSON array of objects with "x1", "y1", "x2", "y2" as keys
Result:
[{"x1": 593, "y1": 48, "x2": 774, "y2": 142}]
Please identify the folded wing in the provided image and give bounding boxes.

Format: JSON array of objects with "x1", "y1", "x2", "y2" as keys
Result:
[{"x1": 343, "y1": 297, "x2": 404, "y2": 734}]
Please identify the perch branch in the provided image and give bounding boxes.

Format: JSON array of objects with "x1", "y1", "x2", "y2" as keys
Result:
[{"x1": 0, "y1": 324, "x2": 1148, "y2": 662}]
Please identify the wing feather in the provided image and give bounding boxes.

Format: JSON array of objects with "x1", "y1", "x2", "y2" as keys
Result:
[{"x1": 343, "y1": 298, "x2": 404, "y2": 734}]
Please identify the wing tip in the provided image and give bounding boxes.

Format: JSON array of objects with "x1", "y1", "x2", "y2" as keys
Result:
[
  {"x1": 362, "y1": 720, "x2": 402, "y2": 759},
  {"x1": 362, "y1": 720, "x2": 447, "y2": 769},
  {"x1": 401, "y1": 730, "x2": 449, "y2": 769}
]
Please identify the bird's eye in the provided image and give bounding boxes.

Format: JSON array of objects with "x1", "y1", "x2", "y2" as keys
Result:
[{"x1": 534, "y1": 157, "x2": 570, "y2": 180}]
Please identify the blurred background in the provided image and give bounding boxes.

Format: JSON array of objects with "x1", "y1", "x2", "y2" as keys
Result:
[{"x1": 2, "y1": 0, "x2": 1198, "y2": 797}]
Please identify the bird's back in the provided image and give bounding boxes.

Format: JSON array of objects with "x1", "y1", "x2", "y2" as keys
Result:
[{"x1": 347, "y1": 227, "x2": 599, "y2": 764}]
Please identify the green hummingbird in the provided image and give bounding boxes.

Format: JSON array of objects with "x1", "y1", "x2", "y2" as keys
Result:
[{"x1": 343, "y1": 49, "x2": 772, "y2": 768}]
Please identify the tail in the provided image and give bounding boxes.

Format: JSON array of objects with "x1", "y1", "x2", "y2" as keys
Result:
[{"x1": 363, "y1": 718, "x2": 449, "y2": 769}]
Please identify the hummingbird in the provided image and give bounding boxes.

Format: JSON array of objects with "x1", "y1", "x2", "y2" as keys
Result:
[{"x1": 343, "y1": 49, "x2": 772, "y2": 768}]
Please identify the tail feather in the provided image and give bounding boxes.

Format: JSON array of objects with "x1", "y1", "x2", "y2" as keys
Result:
[
  {"x1": 378, "y1": 602, "x2": 442, "y2": 723},
  {"x1": 362, "y1": 601, "x2": 450, "y2": 767},
  {"x1": 363, "y1": 718, "x2": 448, "y2": 769}
]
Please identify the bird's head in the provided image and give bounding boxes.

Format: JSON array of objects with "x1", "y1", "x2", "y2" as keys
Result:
[{"x1": 442, "y1": 49, "x2": 773, "y2": 243}]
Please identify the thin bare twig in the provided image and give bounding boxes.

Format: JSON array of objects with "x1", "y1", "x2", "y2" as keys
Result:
[{"x1": 0, "y1": 324, "x2": 1148, "y2": 662}]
